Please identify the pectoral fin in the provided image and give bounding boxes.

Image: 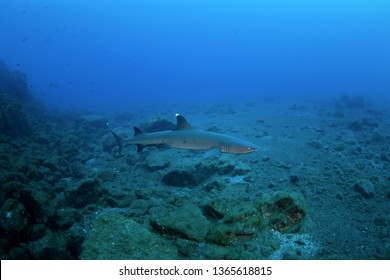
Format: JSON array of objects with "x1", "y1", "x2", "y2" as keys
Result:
[{"x1": 203, "y1": 148, "x2": 220, "y2": 158}]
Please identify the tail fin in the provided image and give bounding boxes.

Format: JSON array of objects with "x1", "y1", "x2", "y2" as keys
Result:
[{"x1": 107, "y1": 123, "x2": 123, "y2": 155}]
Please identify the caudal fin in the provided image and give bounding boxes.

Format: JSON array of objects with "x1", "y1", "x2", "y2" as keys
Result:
[{"x1": 107, "y1": 123, "x2": 123, "y2": 154}]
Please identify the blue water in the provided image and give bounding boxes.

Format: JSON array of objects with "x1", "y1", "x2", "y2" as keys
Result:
[
  {"x1": 1, "y1": 0, "x2": 389, "y2": 112},
  {"x1": 2, "y1": 1, "x2": 390, "y2": 261}
]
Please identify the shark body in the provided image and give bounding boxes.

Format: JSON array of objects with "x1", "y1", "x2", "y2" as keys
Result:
[{"x1": 125, "y1": 114, "x2": 259, "y2": 154}]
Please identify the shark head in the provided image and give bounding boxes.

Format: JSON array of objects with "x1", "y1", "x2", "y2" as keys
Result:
[{"x1": 220, "y1": 141, "x2": 259, "y2": 154}]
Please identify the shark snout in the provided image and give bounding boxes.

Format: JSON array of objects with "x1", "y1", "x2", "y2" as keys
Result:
[{"x1": 227, "y1": 143, "x2": 259, "y2": 154}]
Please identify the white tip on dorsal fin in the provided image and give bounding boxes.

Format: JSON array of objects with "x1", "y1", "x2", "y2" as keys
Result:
[{"x1": 174, "y1": 114, "x2": 192, "y2": 130}]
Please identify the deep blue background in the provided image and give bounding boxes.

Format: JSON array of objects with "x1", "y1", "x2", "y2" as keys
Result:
[{"x1": 1, "y1": 0, "x2": 389, "y2": 112}]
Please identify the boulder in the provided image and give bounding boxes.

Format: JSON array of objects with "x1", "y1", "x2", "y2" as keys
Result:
[
  {"x1": 232, "y1": 161, "x2": 251, "y2": 176},
  {"x1": 75, "y1": 115, "x2": 107, "y2": 129},
  {"x1": 68, "y1": 178, "x2": 106, "y2": 208},
  {"x1": 347, "y1": 120, "x2": 363, "y2": 131},
  {"x1": 0, "y1": 198, "x2": 29, "y2": 236},
  {"x1": 0, "y1": 94, "x2": 30, "y2": 137},
  {"x1": 162, "y1": 170, "x2": 198, "y2": 187},
  {"x1": 339, "y1": 95, "x2": 365, "y2": 109},
  {"x1": 53, "y1": 208, "x2": 81, "y2": 229},
  {"x1": 353, "y1": 179, "x2": 375, "y2": 199},
  {"x1": 150, "y1": 203, "x2": 212, "y2": 241},
  {"x1": 205, "y1": 199, "x2": 264, "y2": 246},
  {"x1": 42, "y1": 153, "x2": 60, "y2": 171},
  {"x1": 81, "y1": 211, "x2": 178, "y2": 259},
  {"x1": 143, "y1": 119, "x2": 175, "y2": 132},
  {"x1": 259, "y1": 191, "x2": 307, "y2": 233},
  {"x1": 144, "y1": 153, "x2": 171, "y2": 171}
]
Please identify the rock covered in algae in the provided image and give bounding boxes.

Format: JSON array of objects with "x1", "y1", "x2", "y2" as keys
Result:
[
  {"x1": 0, "y1": 93, "x2": 30, "y2": 137},
  {"x1": 353, "y1": 179, "x2": 375, "y2": 199},
  {"x1": 160, "y1": 158, "x2": 251, "y2": 187},
  {"x1": 75, "y1": 115, "x2": 107, "y2": 130},
  {"x1": 81, "y1": 211, "x2": 178, "y2": 259},
  {"x1": 150, "y1": 203, "x2": 212, "y2": 241},
  {"x1": 68, "y1": 178, "x2": 107, "y2": 209},
  {"x1": 258, "y1": 191, "x2": 307, "y2": 233},
  {"x1": 204, "y1": 199, "x2": 265, "y2": 246},
  {"x1": 161, "y1": 160, "x2": 218, "y2": 187}
]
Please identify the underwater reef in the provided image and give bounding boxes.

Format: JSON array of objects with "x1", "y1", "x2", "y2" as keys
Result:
[
  {"x1": 0, "y1": 63, "x2": 389, "y2": 259},
  {"x1": 0, "y1": 60, "x2": 44, "y2": 138},
  {"x1": 0, "y1": 93, "x2": 30, "y2": 137},
  {"x1": 0, "y1": 60, "x2": 34, "y2": 103}
]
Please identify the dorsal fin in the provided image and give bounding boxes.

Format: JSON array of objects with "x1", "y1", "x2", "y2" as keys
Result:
[
  {"x1": 174, "y1": 114, "x2": 192, "y2": 130},
  {"x1": 133, "y1": 127, "x2": 144, "y2": 137}
]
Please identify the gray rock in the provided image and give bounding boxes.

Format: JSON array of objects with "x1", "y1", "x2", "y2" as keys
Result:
[
  {"x1": 217, "y1": 159, "x2": 236, "y2": 175},
  {"x1": 370, "y1": 132, "x2": 387, "y2": 143},
  {"x1": 144, "y1": 153, "x2": 171, "y2": 171},
  {"x1": 42, "y1": 154, "x2": 59, "y2": 171},
  {"x1": 340, "y1": 95, "x2": 365, "y2": 109},
  {"x1": 362, "y1": 117, "x2": 378, "y2": 128},
  {"x1": 307, "y1": 140, "x2": 323, "y2": 149},
  {"x1": 97, "y1": 169, "x2": 116, "y2": 182},
  {"x1": 205, "y1": 199, "x2": 263, "y2": 245},
  {"x1": 151, "y1": 203, "x2": 212, "y2": 241},
  {"x1": 380, "y1": 153, "x2": 390, "y2": 162},
  {"x1": 333, "y1": 142, "x2": 345, "y2": 152},
  {"x1": 81, "y1": 211, "x2": 178, "y2": 259},
  {"x1": 129, "y1": 199, "x2": 152, "y2": 216},
  {"x1": 347, "y1": 120, "x2": 363, "y2": 131},
  {"x1": 28, "y1": 231, "x2": 70, "y2": 259},
  {"x1": 353, "y1": 179, "x2": 375, "y2": 199},
  {"x1": 69, "y1": 178, "x2": 106, "y2": 208},
  {"x1": 162, "y1": 170, "x2": 197, "y2": 187},
  {"x1": 70, "y1": 161, "x2": 85, "y2": 178},
  {"x1": 37, "y1": 166, "x2": 51, "y2": 177},
  {"x1": 29, "y1": 223, "x2": 49, "y2": 241},
  {"x1": 195, "y1": 160, "x2": 218, "y2": 179},
  {"x1": 54, "y1": 208, "x2": 80, "y2": 229},
  {"x1": 232, "y1": 161, "x2": 251, "y2": 176},
  {"x1": 0, "y1": 198, "x2": 28, "y2": 235},
  {"x1": 75, "y1": 115, "x2": 107, "y2": 129},
  {"x1": 0, "y1": 168, "x2": 9, "y2": 185}
]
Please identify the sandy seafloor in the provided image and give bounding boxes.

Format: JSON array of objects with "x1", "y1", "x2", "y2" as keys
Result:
[{"x1": 1, "y1": 96, "x2": 390, "y2": 260}]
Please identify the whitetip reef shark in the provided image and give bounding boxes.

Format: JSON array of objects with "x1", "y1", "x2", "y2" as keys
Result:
[{"x1": 110, "y1": 114, "x2": 259, "y2": 156}]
